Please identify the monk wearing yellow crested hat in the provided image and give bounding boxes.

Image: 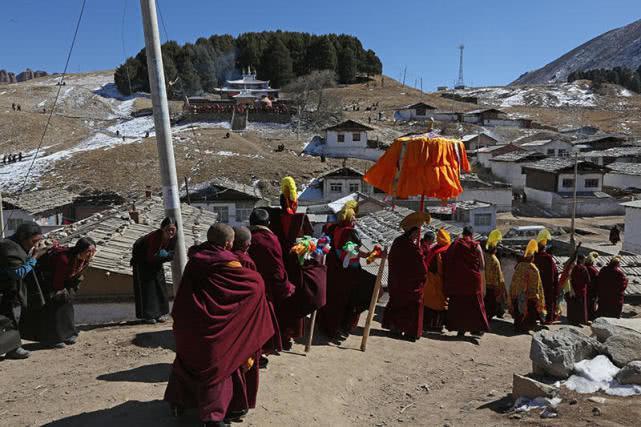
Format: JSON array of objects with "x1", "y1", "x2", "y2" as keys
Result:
[{"x1": 509, "y1": 240, "x2": 546, "y2": 334}]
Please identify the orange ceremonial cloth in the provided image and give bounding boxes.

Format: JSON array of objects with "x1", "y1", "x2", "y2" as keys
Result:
[{"x1": 364, "y1": 135, "x2": 470, "y2": 200}]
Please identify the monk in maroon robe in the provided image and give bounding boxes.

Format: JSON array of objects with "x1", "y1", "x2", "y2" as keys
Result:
[
  {"x1": 534, "y1": 243, "x2": 560, "y2": 324},
  {"x1": 443, "y1": 226, "x2": 489, "y2": 337},
  {"x1": 584, "y1": 253, "x2": 600, "y2": 321},
  {"x1": 233, "y1": 225, "x2": 281, "y2": 363},
  {"x1": 382, "y1": 213, "x2": 428, "y2": 341},
  {"x1": 165, "y1": 224, "x2": 274, "y2": 426},
  {"x1": 567, "y1": 254, "x2": 590, "y2": 325},
  {"x1": 596, "y1": 257, "x2": 628, "y2": 318}
]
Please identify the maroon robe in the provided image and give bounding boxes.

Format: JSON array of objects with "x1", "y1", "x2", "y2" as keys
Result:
[
  {"x1": 382, "y1": 233, "x2": 427, "y2": 339},
  {"x1": 567, "y1": 264, "x2": 590, "y2": 325},
  {"x1": 534, "y1": 251, "x2": 560, "y2": 323},
  {"x1": 164, "y1": 243, "x2": 274, "y2": 422},
  {"x1": 586, "y1": 264, "x2": 599, "y2": 321},
  {"x1": 443, "y1": 237, "x2": 490, "y2": 333},
  {"x1": 318, "y1": 223, "x2": 363, "y2": 338},
  {"x1": 248, "y1": 227, "x2": 293, "y2": 352},
  {"x1": 596, "y1": 263, "x2": 628, "y2": 318}
]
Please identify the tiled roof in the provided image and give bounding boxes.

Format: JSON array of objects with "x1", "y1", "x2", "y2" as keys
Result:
[
  {"x1": 490, "y1": 151, "x2": 545, "y2": 162},
  {"x1": 522, "y1": 158, "x2": 607, "y2": 173},
  {"x1": 3, "y1": 188, "x2": 76, "y2": 216},
  {"x1": 607, "y1": 162, "x2": 641, "y2": 176},
  {"x1": 583, "y1": 146, "x2": 641, "y2": 158},
  {"x1": 324, "y1": 120, "x2": 374, "y2": 132},
  {"x1": 182, "y1": 177, "x2": 263, "y2": 200},
  {"x1": 47, "y1": 197, "x2": 217, "y2": 282}
]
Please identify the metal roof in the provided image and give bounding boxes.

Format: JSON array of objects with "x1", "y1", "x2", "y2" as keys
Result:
[
  {"x1": 47, "y1": 197, "x2": 217, "y2": 282},
  {"x1": 3, "y1": 188, "x2": 77, "y2": 216}
]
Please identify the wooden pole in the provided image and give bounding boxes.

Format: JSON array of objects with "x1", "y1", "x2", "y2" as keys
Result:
[
  {"x1": 304, "y1": 254, "x2": 325, "y2": 353},
  {"x1": 360, "y1": 246, "x2": 388, "y2": 352}
]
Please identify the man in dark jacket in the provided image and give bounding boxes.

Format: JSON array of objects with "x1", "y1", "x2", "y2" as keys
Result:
[{"x1": 0, "y1": 222, "x2": 46, "y2": 359}]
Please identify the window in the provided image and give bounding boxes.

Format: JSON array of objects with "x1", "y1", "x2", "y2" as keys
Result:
[
  {"x1": 562, "y1": 178, "x2": 574, "y2": 188},
  {"x1": 585, "y1": 178, "x2": 599, "y2": 188},
  {"x1": 352, "y1": 133, "x2": 361, "y2": 142},
  {"x1": 474, "y1": 213, "x2": 492, "y2": 226},
  {"x1": 236, "y1": 207, "x2": 252, "y2": 223},
  {"x1": 558, "y1": 149, "x2": 569, "y2": 157},
  {"x1": 349, "y1": 183, "x2": 360, "y2": 193},
  {"x1": 330, "y1": 183, "x2": 343, "y2": 193},
  {"x1": 547, "y1": 149, "x2": 555, "y2": 156},
  {"x1": 212, "y1": 206, "x2": 229, "y2": 223},
  {"x1": 337, "y1": 133, "x2": 345, "y2": 143}
]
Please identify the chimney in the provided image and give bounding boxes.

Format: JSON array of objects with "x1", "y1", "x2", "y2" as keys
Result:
[
  {"x1": 145, "y1": 185, "x2": 152, "y2": 198},
  {"x1": 129, "y1": 203, "x2": 140, "y2": 224}
]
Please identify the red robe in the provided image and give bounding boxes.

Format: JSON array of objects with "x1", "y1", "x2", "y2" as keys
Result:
[
  {"x1": 382, "y1": 233, "x2": 427, "y2": 339},
  {"x1": 165, "y1": 243, "x2": 274, "y2": 422},
  {"x1": 596, "y1": 263, "x2": 628, "y2": 318},
  {"x1": 534, "y1": 251, "x2": 559, "y2": 323},
  {"x1": 443, "y1": 237, "x2": 490, "y2": 333},
  {"x1": 586, "y1": 264, "x2": 599, "y2": 321},
  {"x1": 248, "y1": 227, "x2": 294, "y2": 352},
  {"x1": 567, "y1": 264, "x2": 590, "y2": 325}
]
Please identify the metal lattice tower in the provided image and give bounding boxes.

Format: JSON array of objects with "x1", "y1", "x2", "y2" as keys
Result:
[{"x1": 456, "y1": 44, "x2": 465, "y2": 88}]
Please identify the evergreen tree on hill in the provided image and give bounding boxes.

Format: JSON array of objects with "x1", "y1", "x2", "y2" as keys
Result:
[
  {"x1": 338, "y1": 47, "x2": 357, "y2": 83},
  {"x1": 261, "y1": 37, "x2": 294, "y2": 88},
  {"x1": 307, "y1": 36, "x2": 338, "y2": 72}
]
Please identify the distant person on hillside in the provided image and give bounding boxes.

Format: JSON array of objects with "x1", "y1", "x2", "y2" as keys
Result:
[
  {"x1": 443, "y1": 226, "x2": 489, "y2": 339},
  {"x1": 0, "y1": 222, "x2": 47, "y2": 359},
  {"x1": 19, "y1": 238, "x2": 96, "y2": 348},
  {"x1": 11, "y1": 103, "x2": 15, "y2": 111},
  {"x1": 566, "y1": 254, "x2": 590, "y2": 326},
  {"x1": 164, "y1": 224, "x2": 273, "y2": 426},
  {"x1": 130, "y1": 217, "x2": 176, "y2": 324},
  {"x1": 509, "y1": 240, "x2": 546, "y2": 334},
  {"x1": 596, "y1": 257, "x2": 628, "y2": 318}
]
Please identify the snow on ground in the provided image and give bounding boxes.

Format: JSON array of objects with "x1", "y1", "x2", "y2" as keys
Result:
[
  {"x1": 452, "y1": 83, "x2": 598, "y2": 108},
  {"x1": 564, "y1": 355, "x2": 641, "y2": 397}
]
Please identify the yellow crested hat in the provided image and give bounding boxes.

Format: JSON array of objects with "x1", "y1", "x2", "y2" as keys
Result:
[
  {"x1": 537, "y1": 228, "x2": 552, "y2": 246},
  {"x1": 281, "y1": 176, "x2": 298, "y2": 202},
  {"x1": 337, "y1": 200, "x2": 359, "y2": 223},
  {"x1": 437, "y1": 228, "x2": 451, "y2": 246},
  {"x1": 486, "y1": 229, "x2": 502, "y2": 250},
  {"x1": 524, "y1": 239, "x2": 539, "y2": 258}
]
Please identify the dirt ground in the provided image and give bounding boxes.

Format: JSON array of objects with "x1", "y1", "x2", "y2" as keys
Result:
[{"x1": 2, "y1": 307, "x2": 640, "y2": 427}]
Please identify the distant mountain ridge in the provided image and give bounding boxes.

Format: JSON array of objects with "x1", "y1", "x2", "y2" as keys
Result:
[
  {"x1": 0, "y1": 68, "x2": 48, "y2": 84},
  {"x1": 512, "y1": 18, "x2": 641, "y2": 85}
]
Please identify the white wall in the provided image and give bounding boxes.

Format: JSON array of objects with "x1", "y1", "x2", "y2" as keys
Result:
[
  {"x1": 485, "y1": 119, "x2": 521, "y2": 127},
  {"x1": 395, "y1": 110, "x2": 412, "y2": 121},
  {"x1": 325, "y1": 130, "x2": 368, "y2": 148},
  {"x1": 2, "y1": 209, "x2": 64, "y2": 236},
  {"x1": 523, "y1": 190, "x2": 624, "y2": 216},
  {"x1": 322, "y1": 177, "x2": 368, "y2": 201},
  {"x1": 453, "y1": 205, "x2": 497, "y2": 234},
  {"x1": 463, "y1": 115, "x2": 480, "y2": 124},
  {"x1": 193, "y1": 202, "x2": 246, "y2": 226},
  {"x1": 604, "y1": 173, "x2": 641, "y2": 190},
  {"x1": 458, "y1": 188, "x2": 512, "y2": 212},
  {"x1": 432, "y1": 112, "x2": 459, "y2": 122},
  {"x1": 478, "y1": 152, "x2": 494, "y2": 168},
  {"x1": 524, "y1": 141, "x2": 573, "y2": 157},
  {"x1": 556, "y1": 173, "x2": 603, "y2": 192},
  {"x1": 490, "y1": 161, "x2": 526, "y2": 189},
  {"x1": 624, "y1": 206, "x2": 641, "y2": 254},
  {"x1": 524, "y1": 187, "x2": 555, "y2": 208}
]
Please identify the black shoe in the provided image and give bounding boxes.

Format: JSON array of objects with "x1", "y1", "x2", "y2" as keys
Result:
[
  {"x1": 64, "y1": 335, "x2": 78, "y2": 345},
  {"x1": 281, "y1": 339, "x2": 293, "y2": 351},
  {"x1": 5, "y1": 347, "x2": 30, "y2": 359},
  {"x1": 225, "y1": 409, "x2": 248, "y2": 422},
  {"x1": 259, "y1": 355, "x2": 269, "y2": 369},
  {"x1": 471, "y1": 331, "x2": 484, "y2": 337},
  {"x1": 457, "y1": 331, "x2": 466, "y2": 337}
]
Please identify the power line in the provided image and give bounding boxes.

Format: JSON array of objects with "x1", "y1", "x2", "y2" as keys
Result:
[{"x1": 1, "y1": 0, "x2": 87, "y2": 237}]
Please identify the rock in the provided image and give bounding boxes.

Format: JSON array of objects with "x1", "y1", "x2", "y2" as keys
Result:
[
  {"x1": 615, "y1": 361, "x2": 641, "y2": 385},
  {"x1": 592, "y1": 407, "x2": 601, "y2": 416},
  {"x1": 509, "y1": 414, "x2": 522, "y2": 420},
  {"x1": 569, "y1": 399, "x2": 578, "y2": 405},
  {"x1": 512, "y1": 374, "x2": 559, "y2": 400},
  {"x1": 530, "y1": 328, "x2": 604, "y2": 379},
  {"x1": 592, "y1": 317, "x2": 641, "y2": 343},
  {"x1": 588, "y1": 397, "x2": 607, "y2": 404},
  {"x1": 604, "y1": 333, "x2": 641, "y2": 367}
]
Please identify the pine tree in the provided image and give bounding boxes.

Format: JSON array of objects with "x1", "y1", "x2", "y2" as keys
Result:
[
  {"x1": 337, "y1": 47, "x2": 357, "y2": 83},
  {"x1": 261, "y1": 37, "x2": 294, "y2": 88},
  {"x1": 307, "y1": 36, "x2": 337, "y2": 71}
]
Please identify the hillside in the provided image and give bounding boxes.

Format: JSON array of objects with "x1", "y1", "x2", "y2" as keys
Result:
[{"x1": 512, "y1": 18, "x2": 641, "y2": 85}]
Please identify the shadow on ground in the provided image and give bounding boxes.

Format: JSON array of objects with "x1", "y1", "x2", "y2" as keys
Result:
[
  {"x1": 97, "y1": 363, "x2": 172, "y2": 383},
  {"x1": 133, "y1": 330, "x2": 175, "y2": 351},
  {"x1": 42, "y1": 400, "x2": 194, "y2": 427},
  {"x1": 477, "y1": 394, "x2": 514, "y2": 414}
]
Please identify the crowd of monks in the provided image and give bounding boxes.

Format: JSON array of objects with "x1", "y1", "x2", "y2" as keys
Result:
[{"x1": 0, "y1": 177, "x2": 632, "y2": 426}]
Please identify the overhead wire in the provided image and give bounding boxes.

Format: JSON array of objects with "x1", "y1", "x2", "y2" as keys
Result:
[{"x1": 1, "y1": 0, "x2": 88, "y2": 237}]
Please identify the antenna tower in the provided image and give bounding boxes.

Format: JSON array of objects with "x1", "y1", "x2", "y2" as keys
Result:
[{"x1": 456, "y1": 44, "x2": 465, "y2": 89}]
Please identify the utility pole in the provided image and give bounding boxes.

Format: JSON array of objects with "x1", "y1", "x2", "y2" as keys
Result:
[
  {"x1": 140, "y1": 0, "x2": 187, "y2": 287},
  {"x1": 0, "y1": 192, "x2": 4, "y2": 239},
  {"x1": 402, "y1": 66, "x2": 407, "y2": 87},
  {"x1": 570, "y1": 151, "x2": 578, "y2": 250},
  {"x1": 420, "y1": 77, "x2": 423, "y2": 94}
]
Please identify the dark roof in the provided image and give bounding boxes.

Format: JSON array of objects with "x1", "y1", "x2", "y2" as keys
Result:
[
  {"x1": 522, "y1": 158, "x2": 607, "y2": 174},
  {"x1": 316, "y1": 167, "x2": 364, "y2": 180},
  {"x1": 404, "y1": 102, "x2": 437, "y2": 110},
  {"x1": 583, "y1": 146, "x2": 641, "y2": 158},
  {"x1": 464, "y1": 108, "x2": 506, "y2": 115},
  {"x1": 478, "y1": 143, "x2": 526, "y2": 156},
  {"x1": 3, "y1": 188, "x2": 76, "y2": 216},
  {"x1": 324, "y1": 120, "x2": 374, "y2": 132},
  {"x1": 572, "y1": 133, "x2": 628, "y2": 146},
  {"x1": 460, "y1": 173, "x2": 511, "y2": 189},
  {"x1": 490, "y1": 151, "x2": 546, "y2": 163},
  {"x1": 606, "y1": 162, "x2": 641, "y2": 176},
  {"x1": 181, "y1": 178, "x2": 263, "y2": 201}
]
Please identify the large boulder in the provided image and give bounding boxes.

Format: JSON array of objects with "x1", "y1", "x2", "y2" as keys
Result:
[
  {"x1": 530, "y1": 328, "x2": 604, "y2": 379},
  {"x1": 615, "y1": 361, "x2": 641, "y2": 385},
  {"x1": 512, "y1": 374, "x2": 559, "y2": 400},
  {"x1": 592, "y1": 317, "x2": 641, "y2": 343},
  {"x1": 604, "y1": 332, "x2": 641, "y2": 367}
]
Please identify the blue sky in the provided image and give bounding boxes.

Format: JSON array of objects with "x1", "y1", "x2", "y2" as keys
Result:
[{"x1": 2, "y1": 1, "x2": 638, "y2": 89}]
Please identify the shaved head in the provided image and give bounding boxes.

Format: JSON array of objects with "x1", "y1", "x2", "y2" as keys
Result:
[
  {"x1": 207, "y1": 223, "x2": 235, "y2": 248},
  {"x1": 233, "y1": 226, "x2": 252, "y2": 251}
]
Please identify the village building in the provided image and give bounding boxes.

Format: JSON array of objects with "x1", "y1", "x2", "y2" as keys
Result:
[
  {"x1": 571, "y1": 133, "x2": 629, "y2": 152},
  {"x1": 324, "y1": 120, "x2": 374, "y2": 149},
  {"x1": 489, "y1": 151, "x2": 546, "y2": 190},
  {"x1": 393, "y1": 102, "x2": 437, "y2": 121},
  {"x1": 604, "y1": 163, "x2": 641, "y2": 190},
  {"x1": 1, "y1": 188, "x2": 77, "y2": 235},
  {"x1": 46, "y1": 197, "x2": 217, "y2": 299},
  {"x1": 622, "y1": 200, "x2": 641, "y2": 255},
  {"x1": 458, "y1": 174, "x2": 513, "y2": 212},
  {"x1": 450, "y1": 200, "x2": 497, "y2": 234},
  {"x1": 213, "y1": 67, "x2": 279, "y2": 100},
  {"x1": 522, "y1": 158, "x2": 622, "y2": 216},
  {"x1": 559, "y1": 125, "x2": 600, "y2": 138},
  {"x1": 581, "y1": 146, "x2": 641, "y2": 166},
  {"x1": 520, "y1": 139, "x2": 574, "y2": 157},
  {"x1": 462, "y1": 131, "x2": 500, "y2": 151},
  {"x1": 477, "y1": 143, "x2": 526, "y2": 168},
  {"x1": 303, "y1": 120, "x2": 389, "y2": 162},
  {"x1": 180, "y1": 178, "x2": 267, "y2": 226},
  {"x1": 298, "y1": 167, "x2": 377, "y2": 204}
]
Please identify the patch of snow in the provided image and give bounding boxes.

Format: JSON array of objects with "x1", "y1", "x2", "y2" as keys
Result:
[
  {"x1": 37, "y1": 101, "x2": 46, "y2": 107},
  {"x1": 620, "y1": 88, "x2": 633, "y2": 97},
  {"x1": 564, "y1": 355, "x2": 641, "y2": 397}
]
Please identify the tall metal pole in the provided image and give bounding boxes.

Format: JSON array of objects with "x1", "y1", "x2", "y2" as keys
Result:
[
  {"x1": 570, "y1": 151, "x2": 578, "y2": 249},
  {"x1": 0, "y1": 192, "x2": 5, "y2": 239},
  {"x1": 140, "y1": 0, "x2": 187, "y2": 287}
]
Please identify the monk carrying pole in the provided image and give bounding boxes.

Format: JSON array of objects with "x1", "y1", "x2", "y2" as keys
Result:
[{"x1": 360, "y1": 246, "x2": 388, "y2": 352}]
